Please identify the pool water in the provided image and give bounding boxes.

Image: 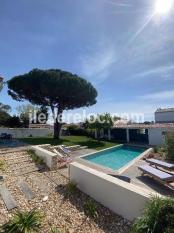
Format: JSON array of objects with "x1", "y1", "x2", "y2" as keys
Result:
[{"x1": 83, "y1": 145, "x2": 146, "y2": 170}]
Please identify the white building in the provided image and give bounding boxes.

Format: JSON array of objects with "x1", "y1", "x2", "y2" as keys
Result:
[{"x1": 155, "y1": 108, "x2": 174, "y2": 123}]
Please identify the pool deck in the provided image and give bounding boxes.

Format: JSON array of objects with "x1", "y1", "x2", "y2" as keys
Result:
[
  {"x1": 122, "y1": 159, "x2": 174, "y2": 196},
  {"x1": 59, "y1": 147, "x2": 174, "y2": 197}
]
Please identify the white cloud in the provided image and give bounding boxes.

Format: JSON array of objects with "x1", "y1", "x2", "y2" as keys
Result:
[
  {"x1": 79, "y1": 44, "x2": 116, "y2": 83},
  {"x1": 141, "y1": 89, "x2": 174, "y2": 101},
  {"x1": 134, "y1": 64, "x2": 174, "y2": 78}
]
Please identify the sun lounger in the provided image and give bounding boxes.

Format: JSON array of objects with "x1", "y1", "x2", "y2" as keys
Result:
[
  {"x1": 146, "y1": 158, "x2": 174, "y2": 170},
  {"x1": 53, "y1": 148, "x2": 72, "y2": 168},
  {"x1": 138, "y1": 165, "x2": 174, "y2": 190}
]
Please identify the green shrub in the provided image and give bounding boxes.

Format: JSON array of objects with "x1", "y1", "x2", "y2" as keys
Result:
[
  {"x1": 27, "y1": 149, "x2": 44, "y2": 165},
  {"x1": 83, "y1": 199, "x2": 98, "y2": 218},
  {"x1": 153, "y1": 146, "x2": 158, "y2": 153},
  {"x1": 50, "y1": 228, "x2": 61, "y2": 233},
  {"x1": 131, "y1": 197, "x2": 174, "y2": 233},
  {"x1": 65, "y1": 181, "x2": 77, "y2": 196},
  {"x1": 165, "y1": 132, "x2": 174, "y2": 161},
  {"x1": 1, "y1": 208, "x2": 43, "y2": 233},
  {"x1": 0, "y1": 160, "x2": 5, "y2": 171}
]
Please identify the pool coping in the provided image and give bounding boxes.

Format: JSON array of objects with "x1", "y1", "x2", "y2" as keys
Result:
[{"x1": 75, "y1": 144, "x2": 153, "y2": 175}]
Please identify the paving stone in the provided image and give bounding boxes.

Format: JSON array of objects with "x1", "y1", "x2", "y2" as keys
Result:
[{"x1": 0, "y1": 185, "x2": 17, "y2": 210}]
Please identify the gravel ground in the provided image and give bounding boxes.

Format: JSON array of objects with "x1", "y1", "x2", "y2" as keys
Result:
[{"x1": 0, "y1": 150, "x2": 132, "y2": 233}]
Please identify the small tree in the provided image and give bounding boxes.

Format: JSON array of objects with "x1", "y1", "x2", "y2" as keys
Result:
[
  {"x1": 165, "y1": 132, "x2": 174, "y2": 161},
  {"x1": 85, "y1": 113, "x2": 117, "y2": 139},
  {"x1": 8, "y1": 69, "x2": 97, "y2": 138}
]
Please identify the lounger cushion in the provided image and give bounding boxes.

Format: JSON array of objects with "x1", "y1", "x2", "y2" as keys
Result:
[
  {"x1": 146, "y1": 158, "x2": 174, "y2": 169},
  {"x1": 139, "y1": 165, "x2": 174, "y2": 181}
]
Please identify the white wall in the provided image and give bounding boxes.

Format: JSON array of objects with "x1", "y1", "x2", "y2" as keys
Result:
[
  {"x1": 0, "y1": 128, "x2": 53, "y2": 138},
  {"x1": 148, "y1": 128, "x2": 174, "y2": 146},
  {"x1": 70, "y1": 162, "x2": 158, "y2": 221},
  {"x1": 155, "y1": 111, "x2": 174, "y2": 123},
  {"x1": 31, "y1": 145, "x2": 58, "y2": 170}
]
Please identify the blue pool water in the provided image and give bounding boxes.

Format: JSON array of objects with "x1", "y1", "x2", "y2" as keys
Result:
[{"x1": 84, "y1": 145, "x2": 146, "y2": 170}]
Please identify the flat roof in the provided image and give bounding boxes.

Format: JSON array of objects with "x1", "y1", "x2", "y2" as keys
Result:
[
  {"x1": 155, "y1": 108, "x2": 174, "y2": 113},
  {"x1": 113, "y1": 123, "x2": 174, "y2": 129}
]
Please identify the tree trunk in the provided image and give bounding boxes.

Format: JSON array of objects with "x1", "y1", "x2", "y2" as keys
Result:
[
  {"x1": 53, "y1": 107, "x2": 63, "y2": 139},
  {"x1": 54, "y1": 121, "x2": 62, "y2": 139}
]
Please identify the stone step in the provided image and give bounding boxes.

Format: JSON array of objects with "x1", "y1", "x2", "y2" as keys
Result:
[
  {"x1": 15, "y1": 165, "x2": 44, "y2": 176},
  {"x1": 0, "y1": 185, "x2": 17, "y2": 210},
  {"x1": 5, "y1": 154, "x2": 29, "y2": 161},
  {"x1": 10, "y1": 163, "x2": 37, "y2": 172},
  {"x1": 18, "y1": 180, "x2": 35, "y2": 200},
  {"x1": 7, "y1": 158, "x2": 32, "y2": 165},
  {"x1": 0, "y1": 149, "x2": 27, "y2": 155},
  {"x1": 9, "y1": 161, "x2": 34, "y2": 170}
]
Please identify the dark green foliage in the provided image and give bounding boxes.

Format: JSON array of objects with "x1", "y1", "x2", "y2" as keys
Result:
[
  {"x1": 50, "y1": 228, "x2": 61, "y2": 233},
  {"x1": 85, "y1": 113, "x2": 114, "y2": 131},
  {"x1": 0, "y1": 103, "x2": 11, "y2": 112},
  {"x1": 8, "y1": 69, "x2": 97, "y2": 138},
  {"x1": 165, "y1": 132, "x2": 174, "y2": 161},
  {"x1": 6, "y1": 116, "x2": 21, "y2": 128},
  {"x1": 1, "y1": 208, "x2": 43, "y2": 233},
  {"x1": 27, "y1": 149, "x2": 44, "y2": 165},
  {"x1": 67, "y1": 125, "x2": 89, "y2": 136},
  {"x1": 66, "y1": 181, "x2": 77, "y2": 196},
  {"x1": 0, "y1": 110, "x2": 11, "y2": 126},
  {"x1": 131, "y1": 197, "x2": 174, "y2": 233},
  {"x1": 153, "y1": 146, "x2": 158, "y2": 153},
  {"x1": 83, "y1": 199, "x2": 98, "y2": 218}
]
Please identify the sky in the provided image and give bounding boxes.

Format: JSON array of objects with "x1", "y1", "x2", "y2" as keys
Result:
[{"x1": 0, "y1": 0, "x2": 174, "y2": 123}]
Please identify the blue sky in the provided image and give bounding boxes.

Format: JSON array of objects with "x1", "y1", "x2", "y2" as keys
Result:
[{"x1": 0, "y1": 0, "x2": 174, "y2": 122}]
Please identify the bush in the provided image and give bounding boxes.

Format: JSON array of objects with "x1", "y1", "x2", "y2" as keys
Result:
[
  {"x1": 83, "y1": 199, "x2": 98, "y2": 218},
  {"x1": 165, "y1": 132, "x2": 174, "y2": 161},
  {"x1": 66, "y1": 181, "x2": 77, "y2": 196},
  {"x1": 131, "y1": 197, "x2": 174, "y2": 233},
  {"x1": 1, "y1": 208, "x2": 43, "y2": 233}
]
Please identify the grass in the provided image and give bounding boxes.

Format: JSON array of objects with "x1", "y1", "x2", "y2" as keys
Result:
[
  {"x1": 0, "y1": 160, "x2": 5, "y2": 171},
  {"x1": 1, "y1": 208, "x2": 43, "y2": 233},
  {"x1": 27, "y1": 149, "x2": 44, "y2": 165},
  {"x1": 20, "y1": 136, "x2": 118, "y2": 151}
]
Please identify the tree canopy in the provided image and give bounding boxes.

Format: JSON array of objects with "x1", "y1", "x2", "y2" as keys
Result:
[{"x1": 8, "y1": 69, "x2": 97, "y2": 138}]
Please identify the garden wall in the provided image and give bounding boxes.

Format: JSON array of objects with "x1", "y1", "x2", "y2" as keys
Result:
[
  {"x1": 69, "y1": 162, "x2": 158, "y2": 221},
  {"x1": 0, "y1": 128, "x2": 53, "y2": 138},
  {"x1": 31, "y1": 145, "x2": 58, "y2": 170}
]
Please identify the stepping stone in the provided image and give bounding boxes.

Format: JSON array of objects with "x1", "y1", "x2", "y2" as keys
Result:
[
  {"x1": 18, "y1": 181, "x2": 35, "y2": 200},
  {"x1": 0, "y1": 185, "x2": 17, "y2": 210}
]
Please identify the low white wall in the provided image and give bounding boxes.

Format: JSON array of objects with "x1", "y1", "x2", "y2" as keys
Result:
[
  {"x1": 31, "y1": 145, "x2": 57, "y2": 170},
  {"x1": 70, "y1": 162, "x2": 158, "y2": 221},
  {"x1": 0, "y1": 128, "x2": 53, "y2": 138},
  {"x1": 148, "y1": 128, "x2": 174, "y2": 146}
]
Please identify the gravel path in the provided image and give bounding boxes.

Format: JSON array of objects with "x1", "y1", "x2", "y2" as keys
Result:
[{"x1": 0, "y1": 149, "x2": 132, "y2": 233}]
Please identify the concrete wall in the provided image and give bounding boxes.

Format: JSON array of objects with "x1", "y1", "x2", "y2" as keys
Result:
[
  {"x1": 31, "y1": 145, "x2": 58, "y2": 170},
  {"x1": 70, "y1": 162, "x2": 158, "y2": 221},
  {"x1": 0, "y1": 128, "x2": 53, "y2": 138},
  {"x1": 148, "y1": 128, "x2": 174, "y2": 146},
  {"x1": 155, "y1": 111, "x2": 174, "y2": 123}
]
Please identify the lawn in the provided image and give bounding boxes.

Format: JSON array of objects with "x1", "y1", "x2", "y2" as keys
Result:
[{"x1": 20, "y1": 136, "x2": 118, "y2": 151}]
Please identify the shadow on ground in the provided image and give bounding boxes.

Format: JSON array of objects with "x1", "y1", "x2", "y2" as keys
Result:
[
  {"x1": 137, "y1": 175, "x2": 174, "y2": 196},
  {"x1": 55, "y1": 183, "x2": 131, "y2": 233}
]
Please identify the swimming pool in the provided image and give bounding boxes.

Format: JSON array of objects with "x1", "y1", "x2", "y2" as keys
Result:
[{"x1": 83, "y1": 145, "x2": 146, "y2": 170}]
